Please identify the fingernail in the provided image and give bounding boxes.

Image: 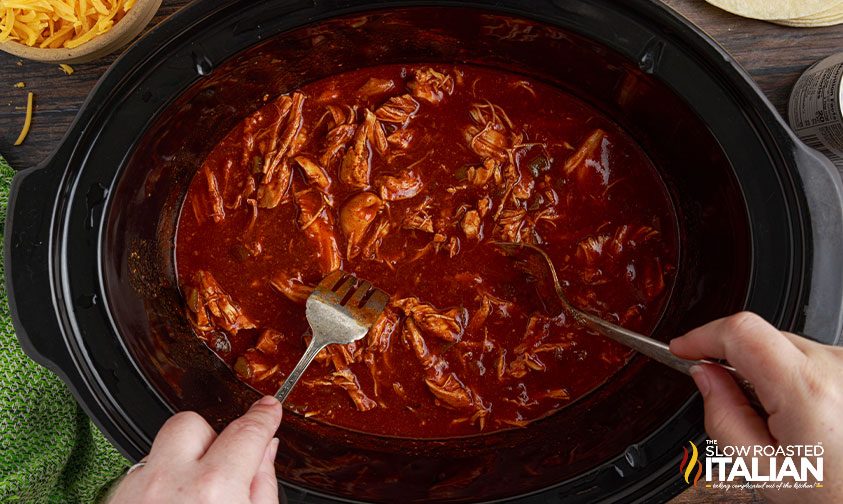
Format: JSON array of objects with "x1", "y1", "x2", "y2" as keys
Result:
[
  {"x1": 257, "y1": 395, "x2": 278, "y2": 407},
  {"x1": 689, "y1": 365, "x2": 710, "y2": 397},
  {"x1": 270, "y1": 437, "x2": 280, "y2": 459}
]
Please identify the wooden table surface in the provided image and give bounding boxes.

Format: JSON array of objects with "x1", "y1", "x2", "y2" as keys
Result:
[{"x1": 1, "y1": 1, "x2": 838, "y2": 502}]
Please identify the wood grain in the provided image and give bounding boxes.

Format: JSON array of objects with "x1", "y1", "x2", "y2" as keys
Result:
[
  {"x1": 1, "y1": 0, "x2": 839, "y2": 501},
  {"x1": 0, "y1": 2, "x2": 183, "y2": 168}
]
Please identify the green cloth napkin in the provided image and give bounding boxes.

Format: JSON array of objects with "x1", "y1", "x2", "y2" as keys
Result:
[{"x1": 0, "y1": 156, "x2": 130, "y2": 503}]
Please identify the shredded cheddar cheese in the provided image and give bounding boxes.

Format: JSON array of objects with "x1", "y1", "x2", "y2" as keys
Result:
[
  {"x1": 59, "y1": 62, "x2": 72, "y2": 74},
  {"x1": 14, "y1": 91, "x2": 33, "y2": 146},
  {"x1": 0, "y1": 0, "x2": 134, "y2": 49},
  {"x1": 14, "y1": 81, "x2": 25, "y2": 87}
]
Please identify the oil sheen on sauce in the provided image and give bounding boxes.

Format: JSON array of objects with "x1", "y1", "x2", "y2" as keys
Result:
[{"x1": 175, "y1": 64, "x2": 679, "y2": 438}]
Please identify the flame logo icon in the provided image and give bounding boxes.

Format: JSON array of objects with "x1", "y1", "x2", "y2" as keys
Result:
[{"x1": 679, "y1": 441, "x2": 703, "y2": 486}]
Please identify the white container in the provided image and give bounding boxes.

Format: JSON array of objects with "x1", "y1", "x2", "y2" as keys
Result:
[{"x1": 789, "y1": 52, "x2": 843, "y2": 176}]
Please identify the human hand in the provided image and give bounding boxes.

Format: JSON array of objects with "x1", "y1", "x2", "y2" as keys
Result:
[
  {"x1": 670, "y1": 312, "x2": 843, "y2": 503},
  {"x1": 108, "y1": 396, "x2": 283, "y2": 504}
]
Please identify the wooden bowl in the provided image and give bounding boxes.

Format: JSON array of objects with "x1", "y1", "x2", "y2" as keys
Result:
[{"x1": 0, "y1": 0, "x2": 162, "y2": 64}]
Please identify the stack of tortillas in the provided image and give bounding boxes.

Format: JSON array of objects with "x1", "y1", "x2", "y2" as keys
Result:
[{"x1": 706, "y1": 0, "x2": 843, "y2": 27}]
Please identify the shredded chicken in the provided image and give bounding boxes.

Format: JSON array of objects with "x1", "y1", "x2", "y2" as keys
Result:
[
  {"x1": 375, "y1": 94, "x2": 419, "y2": 124},
  {"x1": 464, "y1": 102, "x2": 513, "y2": 162},
  {"x1": 466, "y1": 158, "x2": 499, "y2": 186},
  {"x1": 234, "y1": 350, "x2": 280, "y2": 382},
  {"x1": 467, "y1": 290, "x2": 514, "y2": 332},
  {"x1": 460, "y1": 209, "x2": 482, "y2": 240},
  {"x1": 605, "y1": 224, "x2": 660, "y2": 257},
  {"x1": 387, "y1": 129, "x2": 414, "y2": 149},
  {"x1": 477, "y1": 195, "x2": 493, "y2": 217},
  {"x1": 320, "y1": 105, "x2": 357, "y2": 168},
  {"x1": 307, "y1": 368, "x2": 377, "y2": 411},
  {"x1": 204, "y1": 167, "x2": 226, "y2": 222},
  {"x1": 366, "y1": 308, "x2": 400, "y2": 354},
  {"x1": 225, "y1": 173, "x2": 256, "y2": 211},
  {"x1": 255, "y1": 329, "x2": 284, "y2": 355},
  {"x1": 256, "y1": 92, "x2": 306, "y2": 208},
  {"x1": 256, "y1": 159, "x2": 293, "y2": 209},
  {"x1": 425, "y1": 374, "x2": 476, "y2": 409},
  {"x1": 293, "y1": 187, "x2": 343, "y2": 273},
  {"x1": 394, "y1": 297, "x2": 467, "y2": 343},
  {"x1": 366, "y1": 109, "x2": 389, "y2": 156},
  {"x1": 357, "y1": 217, "x2": 391, "y2": 262},
  {"x1": 507, "y1": 314, "x2": 575, "y2": 379},
  {"x1": 376, "y1": 169, "x2": 423, "y2": 201},
  {"x1": 408, "y1": 67, "x2": 455, "y2": 104},
  {"x1": 563, "y1": 128, "x2": 610, "y2": 186},
  {"x1": 294, "y1": 155, "x2": 332, "y2": 190},
  {"x1": 358, "y1": 77, "x2": 396, "y2": 96},
  {"x1": 494, "y1": 209, "x2": 528, "y2": 243},
  {"x1": 340, "y1": 109, "x2": 379, "y2": 188},
  {"x1": 575, "y1": 224, "x2": 662, "y2": 285},
  {"x1": 402, "y1": 197, "x2": 434, "y2": 233},
  {"x1": 269, "y1": 271, "x2": 313, "y2": 304},
  {"x1": 186, "y1": 271, "x2": 255, "y2": 335},
  {"x1": 402, "y1": 318, "x2": 488, "y2": 423},
  {"x1": 339, "y1": 191, "x2": 384, "y2": 260}
]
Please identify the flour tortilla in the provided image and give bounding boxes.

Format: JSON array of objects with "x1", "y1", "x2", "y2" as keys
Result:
[
  {"x1": 706, "y1": 0, "x2": 842, "y2": 20},
  {"x1": 771, "y1": 2, "x2": 843, "y2": 26},
  {"x1": 788, "y1": 2, "x2": 843, "y2": 19},
  {"x1": 771, "y1": 16, "x2": 843, "y2": 27}
]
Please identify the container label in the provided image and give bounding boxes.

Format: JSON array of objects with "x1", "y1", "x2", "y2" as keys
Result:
[{"x1": 789, "y1": 52, "x2": 843, "y2": 176}]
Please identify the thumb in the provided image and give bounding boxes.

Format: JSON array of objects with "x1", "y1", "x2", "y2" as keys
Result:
[{"x1": 691, "y1": 364, "x2": 775, "y2": 448}]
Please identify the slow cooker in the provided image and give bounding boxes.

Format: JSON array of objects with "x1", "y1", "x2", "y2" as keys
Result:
[{"x1": 6, "y1": 1, "x2": 843, "y2": 502}]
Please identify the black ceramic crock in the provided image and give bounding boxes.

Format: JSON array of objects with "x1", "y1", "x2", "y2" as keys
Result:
[{"x1": 6, "y1": 1, "x2": 843, "y2": 502}]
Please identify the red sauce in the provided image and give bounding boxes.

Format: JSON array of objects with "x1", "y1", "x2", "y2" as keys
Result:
[{"x1": 175, "y1": 64, "x2": 678, "y2": 438}]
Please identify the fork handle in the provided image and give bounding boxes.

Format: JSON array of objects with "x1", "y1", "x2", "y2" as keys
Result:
[
  {"x1": 274, "y1": 338, "x2": 328, "y2": 404},
  {"x1": 578, "y1": 313, "x2": 764, "y2": 414},
  {"x1": 628, "y1": 336, "x2": 761, "y2": 410}
]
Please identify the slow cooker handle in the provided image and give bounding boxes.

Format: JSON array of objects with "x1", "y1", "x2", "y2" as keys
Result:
[
  {"x1": 4, "y1": 160, "x2": 71, "y2": 374},
  {"x1": 794, "y1": 145, "x2": 843, "y2": 345}
]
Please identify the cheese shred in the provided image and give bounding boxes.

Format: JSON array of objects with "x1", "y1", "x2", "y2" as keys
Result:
[
  {"x1": 59, "y1": 63, "x2": 73, "y2": 74},
  {"x1": 0, "y1": 0, "x2": 134, "y2": 49},
  {"x1": 14, "y1": 92, "x2": 34, "y2": 146}
]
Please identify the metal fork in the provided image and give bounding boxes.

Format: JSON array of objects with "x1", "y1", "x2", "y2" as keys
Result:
[
  {"x1": 274, "y1": 270, "x2": 389, "y2": 403},
  {"x1": 493, "y1": 241, "x2": 762, "y2": 407}
]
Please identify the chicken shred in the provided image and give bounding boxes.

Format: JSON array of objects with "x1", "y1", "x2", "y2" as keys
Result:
[
  {"x1": 339, "y1": 109, "x2": 377, "y2": 188},
  {"x1": 340, "y1": 191, "x2": 384, "y2": 260},
  {"x1": 186, "y1": 271, "x2": 255, "y2": 336},
  {"x1": 294, "y1": 187, "x2": 343, "y2": 273},
  {"x1": 376, "y1": 169, "x2": 423, "y2": 201},
  {"x1": 408, "y1": 67, "x2": 455, "y2": 104},
  {"x1": 270, "y1": 271, "x2": 313, "y2": 304},
  {"x1": 375, "y1": 94, "x2": 420, "y2": 124}
]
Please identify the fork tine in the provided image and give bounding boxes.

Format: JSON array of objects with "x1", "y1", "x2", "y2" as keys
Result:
[
  {"x1": 317, "y1": 270, "x2": 346, "y2": 291},
  {"x1": 347, "y1": 280, "x2": 373, "y2": 307},
  {"x1": 308, "y1": 271, "x2": 389, "y2": 326},
  {"x1": 333, "y1": 275, "x2": 358, "y2": 302},
  {"x1": 363, "y1": 288, "x2": 389, "y2": 317}
]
